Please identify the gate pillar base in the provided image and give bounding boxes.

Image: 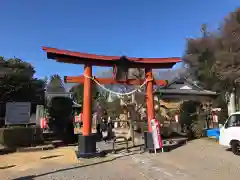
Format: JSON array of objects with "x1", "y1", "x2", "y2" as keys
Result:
[
  {"x1": 143, "y1": 131, "x2": 154, "y2": 152},
  {"x1": 77, "y1": 134, "x2": 102, "y2": 158}
]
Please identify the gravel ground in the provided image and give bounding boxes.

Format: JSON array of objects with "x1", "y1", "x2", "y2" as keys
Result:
[
  {"x1": 5, "y1": 138, "x2": 240, "y2": 180},
  {"x1": 151, "y1": 138, "x2": 240, "y2": 180},
  {"x1": 9, "y1": 155, "x2": 191, "y2": 180}
]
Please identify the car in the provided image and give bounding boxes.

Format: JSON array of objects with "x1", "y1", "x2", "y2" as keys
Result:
[{"x1": 219, "y1": 112, "x2": 240, "y2": 155}]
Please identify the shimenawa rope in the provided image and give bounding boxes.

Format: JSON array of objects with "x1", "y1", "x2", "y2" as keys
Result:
[{"x1": 83, "y1": 74, "x2": 154, "y2": 97}]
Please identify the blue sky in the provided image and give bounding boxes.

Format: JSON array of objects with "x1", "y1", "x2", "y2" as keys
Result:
[{"x1": 0, "y1": 0, "x2": 239, "y2": 79}]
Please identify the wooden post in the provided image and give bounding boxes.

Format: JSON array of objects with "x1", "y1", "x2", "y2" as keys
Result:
[
  {"x1": 145, "y1": 68, "x2": 155, "y2": 132},
  {"x1": 82, "y1": 64, "x2": 92, "y2": 136}
]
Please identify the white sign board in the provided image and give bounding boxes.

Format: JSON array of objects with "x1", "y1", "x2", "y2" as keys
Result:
[{"x1": 5, "y1": 102, "x2": 31, "y2": 125}]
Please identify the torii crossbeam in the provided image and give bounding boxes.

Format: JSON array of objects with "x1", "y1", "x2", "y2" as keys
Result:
[{"x1": 42, "y1": 46, "x2": 181, "y2": 157}]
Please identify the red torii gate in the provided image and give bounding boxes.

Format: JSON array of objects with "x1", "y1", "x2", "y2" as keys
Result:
[{"x1": 42, "y1": 47, "x2": 181, "y2": 157}]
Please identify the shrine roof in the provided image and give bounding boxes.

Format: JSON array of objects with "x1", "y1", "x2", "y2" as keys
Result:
[{"x1": 42, "y1": 47, "x2": 181, "y2": 68}]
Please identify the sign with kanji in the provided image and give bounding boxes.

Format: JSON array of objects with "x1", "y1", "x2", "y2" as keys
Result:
[{"x1": 5, "y1": 102, "x2": 31, "y2": 125}]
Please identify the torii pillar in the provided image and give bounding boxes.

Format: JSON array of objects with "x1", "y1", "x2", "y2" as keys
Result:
[
  {"x1": 82, "y1": 64, "x2": 92, "y2": 136},
  {"x1": 78, "y1": 64, "x2": 97, "y2": 158},
  {"x1": 144, "y1": 68, "x2": 156, "y2": 151},
  {"x1": 145, "y1": 68, "x2": 155, "y2": 132}
]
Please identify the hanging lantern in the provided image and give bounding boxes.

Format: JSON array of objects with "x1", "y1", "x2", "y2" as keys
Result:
[
  {"x1": 74, "y1": 115, "x2": 81, "y2": 123},
  {"x1": 40, "y1": 118, "x2": 47, "y2": 129}
]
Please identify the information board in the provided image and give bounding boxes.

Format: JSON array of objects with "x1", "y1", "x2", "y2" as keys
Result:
[{"x1": 5, "y1": 102, "x2": 31, "y2": 125}]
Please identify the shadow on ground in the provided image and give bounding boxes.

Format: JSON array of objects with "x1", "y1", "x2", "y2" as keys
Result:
[
  {"x1": 0, "y1": 148, "x2": 16, "y2": 155},
  {"x1": 12, "y1": 151, "x2": 143, "y2": 180}
]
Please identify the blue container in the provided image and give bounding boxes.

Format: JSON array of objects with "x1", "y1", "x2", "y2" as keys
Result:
[{"x1": 206, "y1": 128, "x2": 220, "y2": 140}]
